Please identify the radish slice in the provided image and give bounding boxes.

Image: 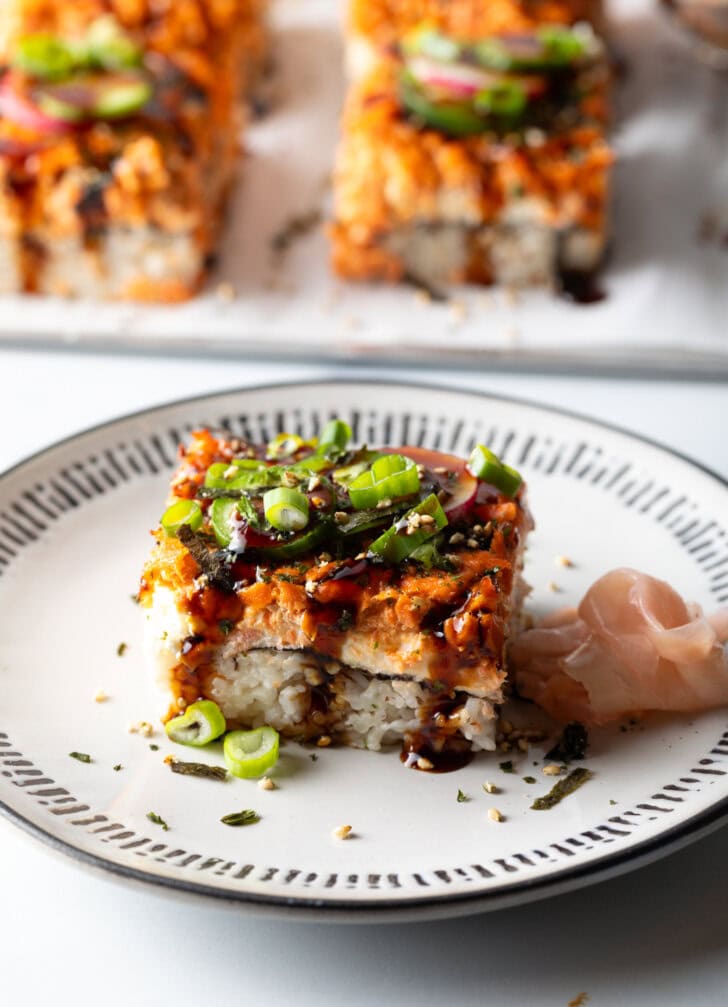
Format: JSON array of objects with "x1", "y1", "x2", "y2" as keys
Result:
[
  {"x1": 380, "y1": 446, "x2": 478, "y2": 523},
  {"x1": 407, "y1": 56, "x2": 498, "y2": 98},
  {"x1": 0, "y1": 76, "x2": 70, "y2": 134}
]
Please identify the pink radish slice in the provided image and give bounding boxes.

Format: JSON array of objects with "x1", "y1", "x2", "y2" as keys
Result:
[
  {"x1": 380, "y1": 446, "x2": 478, "y2": 523},
  {"x1": 0, "y1": 77, "x2": 70, "y2": 134},
  {"x1": 407, "y1": 56, "x2": 497, "y2": 98}
]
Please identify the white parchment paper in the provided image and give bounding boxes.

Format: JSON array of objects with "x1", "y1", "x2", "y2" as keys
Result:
[{"x1": 0, "y1": 0, "x2": 726, "y2": 374}]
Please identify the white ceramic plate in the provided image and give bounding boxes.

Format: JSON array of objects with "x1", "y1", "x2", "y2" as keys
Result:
[{"x1": 1, "y1": 380, "x2": 727, "y2": 923}]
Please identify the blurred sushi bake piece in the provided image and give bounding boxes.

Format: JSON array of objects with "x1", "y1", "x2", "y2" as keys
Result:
[
  {"x1": 331, "y1": 17, "x2": 613, "y2": 293},
  {"x1": 0, "y1": 0, "x2": 267, "y2": 300}
]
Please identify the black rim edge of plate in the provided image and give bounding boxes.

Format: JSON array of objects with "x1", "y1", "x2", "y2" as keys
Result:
[{"x1": 1, "y1": 375, "x2": 727, "y2": 918}]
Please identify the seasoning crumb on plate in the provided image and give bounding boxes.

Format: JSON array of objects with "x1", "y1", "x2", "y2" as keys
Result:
[
  {"x1": 93, "y1": 690, "x2": 108, "y2": 703},
  {"x1": 488, "y1": 808, "x2": 504, "y2": 823},
  {"x1": 128, "y1": 720, "x2": 155, "y2": 737},
  {"x1": 333, "y1": 824, "x2": 353, "y2": 840},
  {"x1": 258, "y1": 776, "x2": 277, "y2": 790},
  {"x1": 483, "y1": 781, "x2": 499, "y2": 794},
  {"x1": 555, "y1": 555, "x2": 575, "y2": 568},
  {"x1": 543, "y1": 763, "x2": 564, "y2": 776}
]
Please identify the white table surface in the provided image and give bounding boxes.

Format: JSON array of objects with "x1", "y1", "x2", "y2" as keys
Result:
[{"x1": 1, "y1": 348, "x2": 727, "y2": 1006}]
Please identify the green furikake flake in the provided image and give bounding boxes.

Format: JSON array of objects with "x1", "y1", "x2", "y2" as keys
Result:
[
  {"x1": 147, "y1": 811, "x2": 169, "y2": 830},
  {"x1": 69, "y1": 751, "x2": 91, "y2": 763},
  {"x1": 218, "y1": 619, "x2": 235, "y2": 636},
  {"x1": 309, "y1": 753, "x2": 318, "y2": 762},
  {"x1": 523, "y1": 776, "x2": 537, "y2": 785},
  {"x1": 167, "y1": 758, "x2": 227, "y2": 781},
  {"x1": 116, "y1": 642, "x2": 128, "y2": 657},
  {"x1": 149, "y1": 744, "x2": 159, "y2": 751},
  {"x1": 456, "y1": 789, "x2": 470, "y2": 803},
  {"x1": 499, "y1": 760, "x2": 515, "y2": 773},
  {"x1": 221, "y1": 809, "x2": 261, "y2": 827},
  {"x1": 609, "y1": 799, "x2": 617, "y2": 806},
  {"x1": 531, "y1": 767, "x2": 594, "y2": 811},
  {"x1": 113, "y1": 764, "x2": 122, "y2": 772}
]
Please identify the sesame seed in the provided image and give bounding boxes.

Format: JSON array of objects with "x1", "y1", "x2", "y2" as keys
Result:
[
  {"x1": 355, "y1": 552, "x2": 367, "y2": 561},
  {"x1": 416, "y1": 756, "x2": 434, "y2": 770},
  {"x1": 555, "y1": 555, "x2": 574, "y2": 568},
  {"x1": 449, "y1": 532, "x2": 465, "y2": 545},
  {"x1": 419, "y1": 513, "x2": 435, "y2": 526},
  {"x1": 317, "y1": 735, "x2": 332, "y2": 748},
  {"x1": 517, "y1": 738, "x2": 529, "y2": 753},
  {"x1": 308, "y1": 476, "x2": 322, "y2": 491},
  {"x1": 304, "y1": 579, "x2": 317, "y2": 595},
  {"x1": 467, "y1": 538, "x2": 479, "y2": 549},
  {"x1": 433, "y1": 467, "x2": 449, "y2": 475},
  {"x1": 449, "y1": 300, "x2": 467, "y2": 322},
  {"x1": 318, "y1": 552, "x2": 332, "y2": 563},
  {"x1": 282, "y1": 471, "x2": 300, "y2": 487},
  {"x1": 547, "y1": 581, "x2": 561, "y2": 593},
  {"x1": 543, "y1": 764, "x2": 564, "y2": 776},
  {"x1": 333, "y1": 824, "x2": 353, "y2": 840},
  {"x1": 483, "y1": 781, "x2": 498, "y2": 794},
  {"x1": 258, "y1": 776, "x2": 277, "y2": 791},
  {"x1": 488, "y1": 808, "x2": 504, "y2": 823},
  {"x1": 334, "y1": 512, "x2": 348, "y2": 524},
  {"x1": 223, "y1": 465, "x2": 239, "y2": 479},
  {"x1": 473, "y1": 524, "x2": 483, "y2": 533},
  {"x1": 93, "y1": 690, "x2": 108, "y2": 703},
  {"x1": 376, "y1": 498, "x2": 392, "y2": 510}
]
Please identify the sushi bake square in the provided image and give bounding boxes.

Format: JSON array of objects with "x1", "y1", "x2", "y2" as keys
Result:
[
  {"x1": 140, "y1": 428, "x2": 532, "y2": 766},
  {"x1": 0, "y1": 0, "x2": 267, "y2": 300},
  {"x1": 331, "y1": 22, "x2": 613, "y2": 291}
]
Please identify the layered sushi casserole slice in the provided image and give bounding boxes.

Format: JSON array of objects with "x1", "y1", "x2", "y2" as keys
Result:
[
  {"x1": 0, "y1": 0, "x2": 267, "y2": 300},
  {"x1": 140, "y1": 421, "x2": 532, "y2": 770},
  {"x1": 331, "y1": 2, "x2": 613, "y2": 292}
]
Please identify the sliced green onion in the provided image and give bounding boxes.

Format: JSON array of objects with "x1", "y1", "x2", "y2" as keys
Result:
[
  {"x1": 267, "y1": 433, "x2": 305, "y2": 459},
  {"x1": 402, "y1": 26, "x2": 462, "y2": 64},
  {"x1": 165, "y1": 700, "x2": 226, "y2": 747},
  {"x1": 204, "y1": 459, "x2": 287, "y2": 492},
  {"x1": 467, "y1": 445, "x2": 523, "y2": 497},
  {"x1": 13, "y1": 35, "x2": 76, "y2": 81},
  {"x1": 91, "y1": 75, "x2": 152, "y2": 118},
  {"x1": 333, "y1": 450, "x2": 380, "y2": 486},
  {"x1": 223, "y1": 726, "x2": 280, "y2": 779},
  {"x1": 318, "y1": 419, "x2": 352, "y2": 453},
  {"x1": 263, "y1": 487, "x2": 309, "y2": 532},
  {"x1": 161, "y1": 498, "x2": 203, "y2": 536},
  {"x1": 369, "y1": 493, "x2": 448, "y2": 565},
  {"x1": 538, "y1": 26, "x2": 586, "y2": 65},
  {"x1": 85, "y1": 16, "x2": 142, "y2": 70},
  {"x1": 348, "y1": 453, "x2": 420, "y2": 510}
]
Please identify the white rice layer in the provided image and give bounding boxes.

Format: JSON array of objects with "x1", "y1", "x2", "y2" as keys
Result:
[
  {"x1": 384, "y1": 218, "x2": 605, "y2": 288},
  {"x1": 144, "y1": 586, "x2": 498, "y2": 753}
]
